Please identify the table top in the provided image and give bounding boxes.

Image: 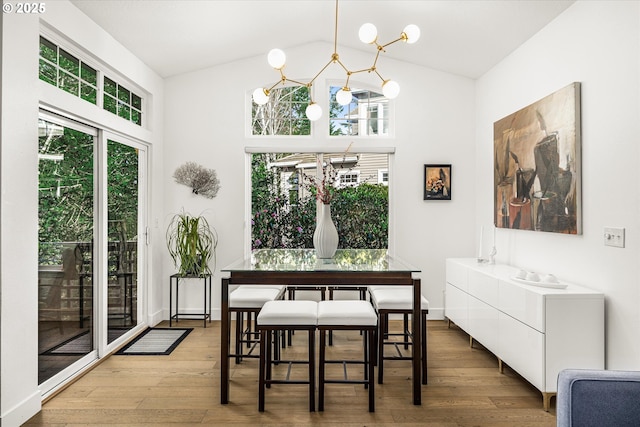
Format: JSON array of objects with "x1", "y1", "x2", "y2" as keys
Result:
[{"x1": 221, "y1": 249, "x2": 420, "y2": 274}]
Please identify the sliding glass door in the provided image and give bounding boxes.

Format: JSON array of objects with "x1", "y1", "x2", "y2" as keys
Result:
[
  {"x1": 106, "y1": 138, "x2": 142, "y2": 344},
  {"x1": 38, "y1": 112, "x2": 147, "y2": 395},
  {"x1": 38, "y1": 115, "x2": 97, "y2": 385}
]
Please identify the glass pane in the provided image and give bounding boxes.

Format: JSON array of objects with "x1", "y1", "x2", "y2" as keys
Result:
[
  {"x1": 251, "y1": 152, "x2": 389, "y2": 250},
  {"x1": 107, "y1": 140, "x2": 139, "y2": 343},
  {"x1": 58, "y1": 72, "x2": 79, "y2": 96},
  {"x1": 39, "y1": 59, "x2": 56, "y2": 85},
  {"x1": 59, "y1": 49, "x2": 79, "y2": 76},
  {"x1": 117, "y1": 102, "x2": 131, "y2": 120},
  {"x1": 103, "y1": 94, "x2": 117, "y2": 114},
  {"x1": 38, "y1": 119, "x2": 95, "y2": 384},
  {"x1": 81, "y1": 83, "x2": 97, "y2": 104},
  {"x1": 39, "y1": 36, "x2": 57, "y2": 64},
  {"x1": 117, "y1": 85, "x2": 130, "y2": 104},
  {"x1": 131, "y1": 93, "x2": 142, "y2": 110},
  {"x1": 80, "y1": 63, "x2": 97, "y2": 86},
  {"x1": 131, "y1": 110, "x2": 142, "y2": 126},
  {"x1": 104, "y1": 77, "x2": 117, "y2": 97},
  {"x1": 251, "y1": 86, "x2": 311, "y2": 136},
  {"x1": 251, "y1": 153, "x2": 316, "y2": 249}
]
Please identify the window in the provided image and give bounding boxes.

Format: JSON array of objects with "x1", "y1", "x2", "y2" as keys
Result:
[
  {"x1": 39, "y1": 36, "x2": 144, "y2": 127},
  {"x1": 252, "y1": 86, "x2": 311, "y2": 135},
  {"x1": 251, "y1": 152, "x2": 389, "y2": 250},
  {"x1": 378, "y1": 169, "x2": 389, "y2": 185},
  {"x1": 338, "y1": 171, "x2": 359, "y2": 185},
  {"x1": 329, "y1": 86, "x2": 389, "y2": 136},
  {"x1": 39, "y1": 36, "x2": 98, "y2": 104},
  {"x1": 103, "y1": 76, "x2": 143, "y2": 126}
]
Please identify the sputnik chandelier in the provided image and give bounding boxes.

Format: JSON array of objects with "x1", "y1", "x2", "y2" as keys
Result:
[{"x1": 252, "y1": 0, "x2": 420, "y2": 121}]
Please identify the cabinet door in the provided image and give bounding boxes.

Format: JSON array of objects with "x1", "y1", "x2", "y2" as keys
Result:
[
  {"x1": 498, "y1": 280, "x2": 544, "y2": 332},
  {"x1": 498, "y1": 312, "x2": 545, "y2": 391},
  {"x1": 468, "y1": 270, "x2": 499, "y2": 308},
  {"x1": 446, "y1": 259, "x2": 468, "y2": 291},
  {"x1": 468, "y1": 294, "x2": 499, "y2": 354},
  {"x1": 445, "y1": 282, "x2": 468, "y2": 331}
]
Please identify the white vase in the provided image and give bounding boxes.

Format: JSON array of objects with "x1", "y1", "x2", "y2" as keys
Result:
[{"x1": 313, "y1": 203, "x2": 338, "y2": 259}]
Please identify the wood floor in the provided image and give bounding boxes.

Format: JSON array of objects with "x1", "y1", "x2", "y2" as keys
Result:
[{"x1": 25, "y1": 319, "x2": 556, "y2": 426}]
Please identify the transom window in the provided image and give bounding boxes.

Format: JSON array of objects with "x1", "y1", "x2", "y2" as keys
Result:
[
  {"x1": 39, "y1": 36, "x2": 98, "y2": 105},
  {"x1": 329, "y1": 86, "x2": 389, "y2": 137},
  {"x1": 39, "y1": 36, "x2": 144, "y2": 127},
  {"x1": 103, "y1": 77, "x2": 143, "y2": 126},
  {"x1": 252, "y1": 86, "x2": 311, "y2": 135}
]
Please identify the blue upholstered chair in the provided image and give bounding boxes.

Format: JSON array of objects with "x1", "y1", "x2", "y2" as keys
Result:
[{"x1": 557, "y1": 369, "x2": 640, "y2": 427}]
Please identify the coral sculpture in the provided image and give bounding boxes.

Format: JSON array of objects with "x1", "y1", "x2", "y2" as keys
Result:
[{"x1": 173, "y1": 162, "x2": 221, "y2": 199}]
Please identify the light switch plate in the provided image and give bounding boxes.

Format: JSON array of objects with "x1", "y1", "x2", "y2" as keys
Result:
[{"x1": 604, "y1": 227, "x2": 625, "y2": 248}]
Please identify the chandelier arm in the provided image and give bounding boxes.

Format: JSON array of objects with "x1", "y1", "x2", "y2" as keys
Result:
[
  {"x1": 380, "y1": 36, "x2": 405, "y2": 49},
  {"x1": 266, "y1": 81, "x2": 282, "y2": 92},
  {"x1": 350, "y1": 67, "x2": 375, "y2": 75},
  {"x1": 309, "y1": 59, "x2": 337, "y2": 86},
  {"x1": 286, "y1": 78, "x2": 311, "y2": 86},
  {"x1": 371, "y1": 49, "x2": 382, "y2": 70},
  {"x1": 373, "y1": 69, "x2": 386, "y2": 82},
  {"x1": 334, "y1": 59, "x2": 350, "y2": 74}
]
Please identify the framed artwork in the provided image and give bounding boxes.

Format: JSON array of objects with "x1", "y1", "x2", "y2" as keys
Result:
[
  {"x1": 424, "y1": 164, "x2": 451, "y2": 200},
  {"x1": 494, "y1": 82, "x2": 581, "y2": 234}
]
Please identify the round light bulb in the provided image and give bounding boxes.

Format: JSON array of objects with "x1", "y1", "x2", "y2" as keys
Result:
[
  {"x1": 252, "y1": 87, "x2": 269, "y2": 105},
  {"x1": 358, "y1": 23, "x2": 378, "y2": 44},
  {"x1": 336, "y1": 88, "x2": 352, "y2": 106},
  {"x1": 382, "y1": 80, "x2": 400, "y2": 99},
  {"x1": 267, "y1": 48, "x2": 286, "y2": 69},
  {"x1": 403, "y1": 24, "x2": 421, "y2": 44},
  {"x1": 305, "y1": 103, "x2": 322, "y2": 121}
]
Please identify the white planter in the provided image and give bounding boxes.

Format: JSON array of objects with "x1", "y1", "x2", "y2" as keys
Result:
[{"x1": 313, "y1": 203, "x2": 338, "y2": 258}]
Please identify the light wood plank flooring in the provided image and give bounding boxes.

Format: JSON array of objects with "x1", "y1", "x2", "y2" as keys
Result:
[{"x1": 26, "y1": 319, "x2": 556, "y2": 426}]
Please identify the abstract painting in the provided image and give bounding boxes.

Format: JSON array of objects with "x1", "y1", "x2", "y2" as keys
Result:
[
  {"x1": 424, "y1": 164, "x2": 451, "y2": 200},
  {"x1": 494, "y1": 82, "x2": 581, "y2": 234}
]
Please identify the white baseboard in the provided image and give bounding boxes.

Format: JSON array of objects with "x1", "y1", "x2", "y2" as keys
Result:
[{"x1": 1, "y1": 389, "x2": 41, "y2": 427}]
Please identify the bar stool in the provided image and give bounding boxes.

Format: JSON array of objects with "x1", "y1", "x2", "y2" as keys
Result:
[
  {"x1": 369, "y1": 286, "x2": 429, "y2": 385},
  {"x1": 326, "y1": 286, "x2": 368, "y2": 345},
  {"x1": 317, "y1": 300, "x2": 377, "y2": 412},
  {"x1": 257, "y1": 300, "x2": 318, "y2": 412},
  {"x1": 229, "y1": 285, "x2": 286, "y2": 363}
]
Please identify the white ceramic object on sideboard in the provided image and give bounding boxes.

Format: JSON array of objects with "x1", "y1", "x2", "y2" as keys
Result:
[{"x1": 444, "y1": 258, "x2": 605, "y2": 411}]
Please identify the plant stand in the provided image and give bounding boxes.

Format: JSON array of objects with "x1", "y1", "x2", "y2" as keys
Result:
[{"x1": 169, "y1": 273, "x2": 212, "y2": 328}]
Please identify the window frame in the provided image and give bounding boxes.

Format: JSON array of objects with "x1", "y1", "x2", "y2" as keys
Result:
[{"x1": 244, "y1": 146, "x2": 396, "y2": 257}]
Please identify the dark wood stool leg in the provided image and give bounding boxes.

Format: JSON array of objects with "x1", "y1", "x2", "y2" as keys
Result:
[
  {"x1": 422, "y1": 312, "x2": 428, "y2": 385},
  {"x1": 319, "y1": 329, "x2": 326, "y2": 411},
  {"x1": 235, "y1": 311, "x2": 242, "y2": 364},
  {"x1": 258, "y1": 329, "x2": 267, "y2": 412},
  {"x1": 378, "y1": 311, "x2": 387, "y2": 384},
  {"x1": 368, "y1": 328, "x2": 375, "y2": 412},
  {"x1": 309, "y1": 328, "x2": 316, "y2": 412}
]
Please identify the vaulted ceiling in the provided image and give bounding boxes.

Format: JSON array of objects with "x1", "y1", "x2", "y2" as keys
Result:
[{"x1": 71, "y1": 0, "x2": 574, "y2": 79}]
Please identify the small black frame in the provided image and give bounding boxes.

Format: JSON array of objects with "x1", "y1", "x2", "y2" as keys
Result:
[{"x1": 423, "y1": 164, "x2": 452, "y2": 200}]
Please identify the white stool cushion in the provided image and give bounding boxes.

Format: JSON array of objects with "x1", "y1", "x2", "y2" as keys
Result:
[
  {"x1": 229, "y1": 287, "x2": 283, "y2": 308},
  {"x1": 236, "y1": 284, "x2": 286, "y2": 291},
  {"x1": 257, "y1": 300, "x2": 318, "y2": 326},
  {"x1": 370, "y1": 288, "x2": 429, "y2": 311},
  {"x1": 318, "y1": 300, "x2": 377, "y2": 326}
]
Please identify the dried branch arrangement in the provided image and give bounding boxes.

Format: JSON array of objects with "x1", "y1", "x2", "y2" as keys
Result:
[{"x1": 173, "y1": 162, "x2": 221, "y2": 199}]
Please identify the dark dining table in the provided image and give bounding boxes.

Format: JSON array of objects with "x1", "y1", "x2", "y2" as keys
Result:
[{"x1": 219, "y1": 248, "x2": 423, "y2": 405}]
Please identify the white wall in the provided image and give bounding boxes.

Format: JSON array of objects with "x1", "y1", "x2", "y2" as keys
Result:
[
  {"x1": 163, "y1": 41, "x2": 477, "y2": 319},
  {"x1": 0, "y1": 1, "x2": 164, "y2": 423},
  {"x1": 476, "y1": 0, "x2": 640, "y2": 369},
  {"x1": 1, "y1": 10, "x2": 42, "y2": 427}
]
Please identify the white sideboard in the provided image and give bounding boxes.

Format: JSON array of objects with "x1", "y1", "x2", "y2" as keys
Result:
[{"x1": 445, "y1": 258, "x2": 604, "y2": 410}]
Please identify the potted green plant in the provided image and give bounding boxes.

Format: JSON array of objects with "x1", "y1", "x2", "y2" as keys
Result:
[{"x1": 166, "y1": 211, "x2": 218, "y2": 277}]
